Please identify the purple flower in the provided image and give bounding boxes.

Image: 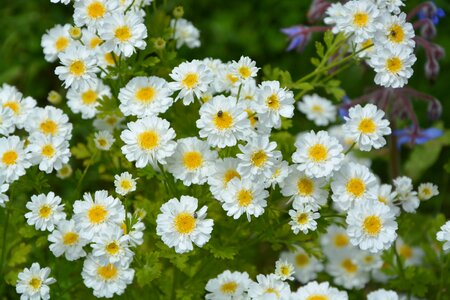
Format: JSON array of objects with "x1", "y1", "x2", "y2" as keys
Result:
[
  {"x1": 394, "y1": 127, "x2": 443, "y2": 148},
  {"x1": 281, "y1": 26, "x2": 312, "y2": 52}
]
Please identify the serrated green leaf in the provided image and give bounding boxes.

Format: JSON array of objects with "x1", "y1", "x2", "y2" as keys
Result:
[
  {"x1": 315, "y1": 41, "x2": 324, "y2": 58},
  {"x1": 8, "y1": 243, "x2": 32, "y2": 267}
]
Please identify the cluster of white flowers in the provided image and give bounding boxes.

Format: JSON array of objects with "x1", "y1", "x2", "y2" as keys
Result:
[{"x1": 325, "y1": 0, "x2": 416, "y2": 88}]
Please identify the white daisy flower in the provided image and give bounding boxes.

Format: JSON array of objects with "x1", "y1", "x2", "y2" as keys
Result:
[
  {"x1": 247, "y1": 274, "x2": 291, "y2": 300},
  {"x1": 118, "y1": 76, "x2": 173, "y2": 117},
  {"x1": 156, "y1": 195, "x2": 214, "y2": 254},
  {"x1": 291, "y1": 281, "x2": 348, "y2": 300},
  {"x1": 217, "y1": 63, "x2": 240, "y2": 92},
  {"x1": 0, "y1": 105, "x2": 15, "y2": 136},
  {"x1": 280, "y1": 247, "x2": 323, "y2": 284},
  {"x1": 281, "y1": 166, "x2": 329, "y2": 209},
  {"x1": 25, "y1": 106, "x2": 72, "y2": 140},
  {"x1": 48, "y1": 219, "x2": 89, "y2": 261},
  {"x1": 298, "y1": 94, "x2": 336, "y2": 126},
  {"x1": 96, "y1": 46, "x2": 119, "y2": 71},
  {"x1": 197, "y1": 95, "x2": 253, "y2": 148},
  {"x1": 265, "y1": 160, "x2": 289, "y2": 189},
  {"x1": 359, "y1": 251, "x2": 383, "y2": 271},
  {"x1": 326, "y1": 250, "x2": 370, "y2": 289},
  {"x1": 346, "y1": 200, "x2": 398, "y2": 253},
  {"x1": 393, "y1": 176, "x2": 419, "y2": 213},
  {"x1": 81, "y1": 28, "x2": 104, "y2": 50},
  {"x1": 367, "y1": 289, "x2": 399, "y2": 300},
  {"x1": 417, "y1": 182, "x2": 439, "y2": 201},
  {"x1": 395, "y1": 238, "x2": 424, "y2": 267},
  {"x1": 256, "y1": 80, "x2": 295, "y2": 129},
  {"x1": 82, "y1": 255, "x2": 134, "y2": 298},
  {"x1": 436, "y1": 221, "x2": 450, "y2": 252},
  {"x1": 373, "y1": 0, "x2": 405, "y2": 15},
  {"x1": 73, "y1": 0, "x2": 119, "y2": 29},
  {"x1": 292, "y1": 130, "x2": 344, "y2": 179},
  {"x1": 56, "y1": 164, "x2": 73, "y2": 179},
  {"x1": 222, "y1": 178, "x2": 269, "y2": 222},
  {"x1": 67, "y1": 78, "x2": 112, "y2": 119},
  {"x1": 370, "y1": 45, "x2": 417, "y2": 88},
  {"x1": 25, "y1": 192, "x2": 66, "y2": 232},
  {"x1": 167, "y1": 137, "x2": 218, "y2": 186},
  {"x1": 377, "y1": 13, "x2": 414, "y2": 49},
  {"x1": 41, "y1": 24, "x2": 72, "y2": 63},
  {"x1": 73, "y1": 190, "x2": 126, "y2": 240},
  {"x1": 231, "y1": 56, "x2": 259, "y2": 83},
  {"x1": 288, "y1": 204, "x2": 320, "y2": 235},
  {"x1": 343, "y1": 104, "x2": 391, "y2": 151},
  {"x1": 237, "y1": 135, "x2": 282, "y2": 180},
  {"x1": 331, "y1": 162, "x2": 378, "y2": 211},
  {"x1": 114, "y1": 172, "x2": 137, "y2": 196},
  {"x1": 122, "y1": 212, "x2": 145, "y2": 247},
  {"x1": 168, "y1": 60, "x2": 213, "y2": 105},
  {"x1": 91, "y1": 229, "x2": 134, "y2": 265},
  {"x1": 93, "y1": 114, "x2": 123, "y2": 132},
  {"x1": 339, "y1": 0, "x2": 381, "y2": 43},
  {"x1": 0, "y1": 135, "x2": 31, "y2": 183},
  {"x1": 324, "y1": 3, "x2": 347, "y2": 32},
  {"x1": 376, "y1": 184, "x2": 400, "y2": 215},
  {"x1": 171, "y1": 18, "x2": 201, "y2": 49},
  {"x1": 55, "y1": 44, "x2": 98, "y2": 90},
  {"x1": 94, "y1": 130, "x2": 115, "y2": 151},
  {"x1": 0, "y1": 179, "x2": 9, "y2": 207},
  {"x1": 28, "y1": 133, "x2": 71, "y2": 173},
  {"x1": 207, "y1": 158, "x2": 242, "y2": 202},
  {"x1": 120, "y1": 116, "x2": 177, "y2": 168},
  {"x1": 0, "y1": 84, "x2": 37, "y2": 130},
  {"x1": 320, "y1": 225, "x2": 352, "y2": 257},
  {"x1": 16, "y1": 263, "x2": 56, "y2": 300},
  {"x1": 274, "y1": 259, "x2": 295, "y2": 281},
  {"x1": 205, "y1": 270, "x2": 252, "y2": 300}
]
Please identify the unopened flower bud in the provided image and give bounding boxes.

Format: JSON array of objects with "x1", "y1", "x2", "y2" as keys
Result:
[
  {"x1": 69, "y1": 26, "x2": 82, "y2": 40},
  {"x1": 154, "y1": 37, "x2": 166, "y2": 50},
  {"x1": 47, "y1": 90, "x2": 62, "y2": 105},
  {"x1": 427, "y1": 99, "x2": 442, "y2": 121},
  {"x1": 173, "y1": 6, "x2": 184, "y2": 19}
]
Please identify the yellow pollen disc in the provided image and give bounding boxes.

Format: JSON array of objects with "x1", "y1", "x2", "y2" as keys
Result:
[
  {"x1": 266, "y1": 94, "x2": 280, "y2": 110},
  {"x1": 386, "y1": 57, "x2": 403, "y2": 73},
  {"x1": 105, "y1": 242, "x2": 120, "y2": 255},
  {"x1": 251, "y1": 150, "x2": 267, "y2": 167},
  {"x1": 88, "y1": 204, "x2": 108, "y2": 224},
  {"x1": 311, "y1": 105, "x2": 324, "y2": 113},
  {"x1": 308, "y1": 144, "x2": 328, "y2": 162},
  {"x1": 245, "y1": 109, "x2": 257, "y2": 127},
  {"x1": 346, "y1": 178, "x2": 366, "y2": 197},
  {"x1": 69, "y1": 60, "x2": 86, "y2": 76},
  {"x1": 307, "y1": 295, "x2": 329, "y2": 300},
  {"x1": 173, "y1": 212, "x2": 196, "y2": 234},
  {"x1": 120, "y1": 180, "x2": 132, "y2": 190},
  {"x1": 333, "y1": 233, "x2": 349, "y2": 248},
  {"x1": 358, "y1": 118, "x2": 377, "y2": 134},
  {"x1": 135, "y1": 87, "x2": 156, "y2": 103},
  {"x1": 388, "y1": 24, "x2": 405, "y2": 43},
  {"x1": 181, "y1": 73, "x2": 199, "y2": 89},
  {"x1": 63, "y1": 232, "x2": 79, "y2": 245},
  {"x1": 29, "y1": 277, "x2": 42, "y2": 290},
  {"x1": 421, "y1": 188, "x2": 431, "y2": 196},
  {"x1": 378, "y1": 196, "x2": 387, "y2": 204},
  {"x1": 41, "y1": 145, "x2": 55, "y2": 158},
  {"x1": 353, "y1": 12, "x2": 369, "y2": 27},
  {"x1": 280, "y1": 266, "x2": 290, "y2": 275},
  {"x1": 138, "y1": 131, "x2": 159, "y2": 150},
  {"x1": 121, "y1": 222, "x2": 127, "y2": 234},
  {"x1": 297, "y1": 213, "x2": 309, "y2": 225},
  {"x1": 341, "y1": 258, "x2": 358, "y2": 273},
  {"x1": 265, "y1": 287, "x2": 280, "y2": 298},
  {"x1": 1, "y1": 150, "x2": 18, "y2": 166},
  {"x1": 295, "y1": 253, "x2": 309, "y2": 267},
  {"x1": 55, "y1": 36, "x2": 69, "y2": 52},
  {"x1": 363, "y1": 215, "x2": 382, "y2": 236},
  {"x1": 97, "y1": 138, "x2": 108, "y2": 148},
  {"x1": 220, "y1": 281, "x2": 238, "y2": 295},
  {"x1": 105, "y1": 116, "x2": 117, "y2": 125},
  {"x1": 40, "y1": 119, "x2": 58, "y2": 135},
  {"x1": 114, "y1": 26, "x2": 131, "y2": 42},
  {"x1": 104, "y1": 52, "x2": 116, "y2": 65},
  {"x1": 87, "y1": 1, "x2": 106, "y2": 19},
  {"x1": 81, "y1": 90, "x2": 98, "y2": 105},
  {"x1": 223, "y1": 169, "x2": 241, "y2": 186},
  {"x1": 237, "y1": 189, "x2": 253, "y2": 207},
  {"x1": 3, "y1": 101, "x2": 20, "y2": 114},
  {"x1": 182, "y1": 151, "x2": 203, "y2": 170},
  {"x1": 213, "y1": 111, "x2": 233, "y2": 130},
  {"x1": 399, "y1": 245, "x2": 413, "y2": 259},
  {"x1": 39, "y1": 205, "x2": 52, "y2": 219},
  {"x1": 239, "y1": 66, "x2": 251, "y2": 78},
  {"x1": 297, "y1": 178, "x2": 314, "y2": 196},
  {"x1": 97, "y1": 264, "x2": 118, "y2": 280},
  {"x1": 226, "y1": 73, "x2": 238, "y2": 84},
  {"x1": 90, "y1": 37, "x2": 103, "y2": 49},
  {"x1": 361, "y1": 39, "x2": 374, "y2": 50},
  {"x1": 364, "y1": 255, "x2": 374, "y2": 263}
]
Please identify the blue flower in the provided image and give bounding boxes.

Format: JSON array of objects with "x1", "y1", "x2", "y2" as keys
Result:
[{"x1": 394, "y1": 126, "x2": 443, "y2": 148}]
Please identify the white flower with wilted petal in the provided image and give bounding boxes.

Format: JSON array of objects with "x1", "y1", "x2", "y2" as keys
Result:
[
  {"x1": 280, "y1": 246, "x2": 323, "y2": 284},
  {"x1": 171, "y1": 18, "x2": 201, "y2": 49},
  {"x1": 25, "y1": 192, "x2": 66, "y2": 232},
  {"x1": 393, "y1": 176, "x2": 419, "y2": 213},
  {"x1": 16, "y1": 263, "x2": 56, "y2": 300}
]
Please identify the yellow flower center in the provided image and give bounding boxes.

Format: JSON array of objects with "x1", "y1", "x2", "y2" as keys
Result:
[
  {"x1": 307, "y1": 295, "x2": 329, "y2": 300},
  {"x1": 341, "y1": 258, "x2": 358, "y2": 273},
  {"x1": 120, "y1": 180, "x2": 132, "y2": 190},
  {"x1": 358, "y1": 118, "x2": 377, "y2": 134},
  {"x1": 90, "y1": 36, "x2": 103, "y2": 49},
  {"x1": 364, "y1": 255, "x2": 374, "y2": 263},
  {"x1": 3, "y1": 101, "x2": 20, "y2": 114},
  {"x1": 386, "y1": 57, "x2": 403, "y2": 73},
  {"x1": 226, "y1": 73, "x2": 239, "y2": 84},
  {"x1": 308, "y1": 144, "x2": 328, "y2": 162},
  {"x1": 182, "y1": 151, "x2": 203, "y2": 170},
  {"x1": 121, "y1": 222, "x2": 127, "y2": 234},
  {"x1": 138, "y1": 130, "x2": 159, "y2": 150},
  {"x1": 81, "y1": 90, "x2": 98, "y2": 105},
  {"x1": 297, "y1": 178, "x2": 314, "y2": 196},
  {"x1": 97, "y1": 138, "x2": 108, "y2": 148},
  {"x1": 378, "y1": 196, "x2": 387, "y2": 204},
  {"x1": 135, "y1": 87, "x2": 156, "y2": 103},
  {"x1": 181, "y1": 73, "x2": 199, "y2": 89},
  {"x1": 265, "y1": 287, "x2": 280, "y2": 298},
  {"x1": 173, "y1": 212, "x2": 196, "y2": 234},
  {"x1": 87, "y1": 1, "x2": 106, "y2": 19},
  {"x1": 29, "y1": 277, "x2": 42, "y2": 290},
  {"x1": 363, "y1": 215, "x2": 382, "y2": 236},
  {"x1": 41, "y1": 144, "x2": 55, "y2": 158},
  {"x1": 223, "y1": 169, "x2": 241, "y2": 186},
  {"x1": 399, "y1": 245, "x2": 413, "y2": 259},
  {"x1": 237, "y1": 189, "x2": 253, "y2": 207},
  {"x1": 295, "y1": 253, "x2": 309, "y2": 267},
  {"x1": 40, "y1": 119, "x2": 58, "y2": 135},
  {"x1": 55, "y1": 36, "x2": 69, "y2": 52},
  {"x1": 245, "y1": 109, "x2": 258, "y2": 127},
  {"x1": 238, "y1": 66, "x2": 251, "y2": 78},
  {"x1": 266, "y1": 94, "x2": 280, "y2": 110},
  {"x1": 361, "y1": 39, "x2": 374, "y2": 50},
  {"x1": 38, "y1": 205, "x2": 52, "y2": 219},
  {"x1": 220, "y1": 281, "x2": 238, "y2": 295},
  {"x1": 63, "y1": 232, "x2": 79, "y2": 245},
  {"x1": 346, "y1": 178, "x2": 366, "y2": 197},
  {"x1": 297, "y1": 213, "x2": 309, "y2": 225},
  {"x1": 69, "y1": 60, "x2": 86, "y2": 76},
  {"x1": 105, "y1": 242, "x2": 120, "y2": 255},
  {"x1": 104, "y1": 52, "x2": 116, "y2": 65},
  {"x1": 353, "y1": 12, "x2": 369, "y2": 27},
  {"x1": 213, "y1": 111, "x2": 233, "y2": 130},
  {"x1": 105, "y1": 116, "x2": 118, "y2": 126},
  {"x1": 280, "y1": 265, "x2": 290, "y2": 276},
  {"x1": 250, "y1": 150, "x2": 267, "y2": 167},
  {"x1": 88, "y1": 204, "x2": 108, "y2": 224},
  {"x1": 388, "y1": 24, "x2": 405, "y2": 43},
  {"x1": 97, "y1": 264, "x2": 118, "y2": 280},
  {"x1": 333, "y1": 233, "x2": 349, "y2": 248},
  {"x1": 114, "y1": 26, "x2": 131, "y2": 42},
  {"x1": 311, "y1": 105, "x2": 324, "y2": 113},
  {"x1": 421, "y1": 188, "x2": 431, "y2": 196},
  {"x1": 1, "y1": 150, "x2": 18, "y2": 166}
]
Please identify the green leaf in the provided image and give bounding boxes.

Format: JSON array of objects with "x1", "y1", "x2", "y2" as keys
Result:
[
  {"x1": 8, "y1": 243, "x2": 32, "y2": 267},
  {"x1": 136, "y1": 252, "x2": 162, "y2": 287},
  {"x1": 315, "y1": 41, "x2": 324, "y2": 58},
  {"x1": 71, "y1": 143, "x2": 91, "y2": 160},
  {"x1": 311, "y1": 57, "x2": 320, "y2": 67},
  {"x1": 142, "y1": 56, "x2": 161, "y2": 68},
  {"x1": 323, "y1": 30, "x2": 334, "y2": 48}
]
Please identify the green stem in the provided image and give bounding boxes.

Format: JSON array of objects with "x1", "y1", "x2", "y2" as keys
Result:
[
  {"x1": 236, "y1": 83, "x2": 243, "y2": 101},
  {"x1": 0, "y1": 208, "x2": 10, "y2": 278},
  {"x1": 394, "y1": 245, "x2": 405, "y2": 279},
  {"x1": 343, "y1": 142, "x2": 356, "y2": 155},
  {"x1": 75, "y1": 151, "x2": 98, "y2": 200}
]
